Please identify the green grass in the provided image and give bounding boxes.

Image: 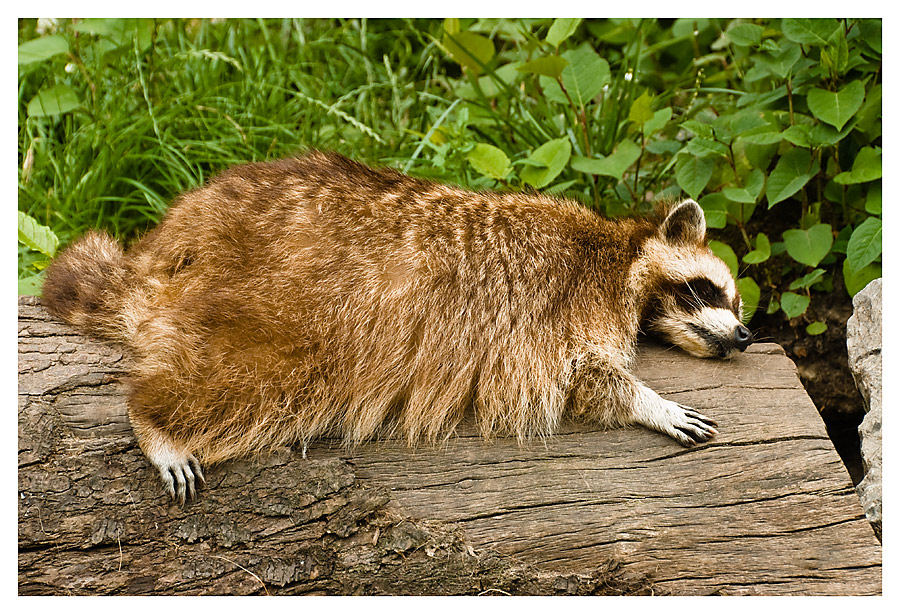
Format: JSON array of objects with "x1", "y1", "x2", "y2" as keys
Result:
[{"x1": 18, "y1": 18, "x2": 450, "y2": 249}]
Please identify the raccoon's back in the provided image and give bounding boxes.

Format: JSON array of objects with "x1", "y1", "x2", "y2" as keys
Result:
[{"x1": 137, "y1": 152, "x2": 609, "y2": 334}]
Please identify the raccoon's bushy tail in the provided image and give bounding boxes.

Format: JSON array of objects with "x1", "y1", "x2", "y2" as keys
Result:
[{"x1": 42, "y1": 230, "x2": 132, "y2": 341}]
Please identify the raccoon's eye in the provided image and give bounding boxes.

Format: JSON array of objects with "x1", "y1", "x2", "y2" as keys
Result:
[{"x1": 670, "y1": 277, "x2": 730, "y2": 311}]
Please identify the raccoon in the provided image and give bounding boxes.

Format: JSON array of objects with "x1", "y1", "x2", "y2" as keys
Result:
[{"x1": 42, "y1": 151, "x2": 752, "y2": 504}]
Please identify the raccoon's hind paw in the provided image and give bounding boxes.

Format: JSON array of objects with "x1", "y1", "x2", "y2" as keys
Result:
[{"x1": 155, "y1": 452, "x2": 206, "y2": 506}]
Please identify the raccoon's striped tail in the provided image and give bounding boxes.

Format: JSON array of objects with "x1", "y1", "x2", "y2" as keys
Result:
[{"x1": 42, "y1": 230, "x2": 131, "y2": 341}]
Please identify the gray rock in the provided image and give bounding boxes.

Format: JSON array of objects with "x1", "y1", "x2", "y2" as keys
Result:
[{"x1": 846, "y1": 278, "x2": 882, "y2": 541}]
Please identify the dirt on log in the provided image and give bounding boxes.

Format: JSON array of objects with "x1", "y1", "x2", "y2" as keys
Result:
[{"x1": 18, "y1": 296, "x2": 881, "y2": 595}]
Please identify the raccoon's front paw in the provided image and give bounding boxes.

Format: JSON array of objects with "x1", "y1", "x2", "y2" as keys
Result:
[
  {"x1": 155, "y1": 453, "x2": 206, "y2": 506},
  {"x1": 633, "y1": 385, "x2": 718, "y2": 446},
  {"x1": 665, "y1": 402, "x2": 718, "y2": 447}
]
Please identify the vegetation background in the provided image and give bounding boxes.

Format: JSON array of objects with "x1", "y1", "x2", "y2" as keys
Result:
[{"x1": 17, "y1": 17, "x2": 881, "y2": 477}]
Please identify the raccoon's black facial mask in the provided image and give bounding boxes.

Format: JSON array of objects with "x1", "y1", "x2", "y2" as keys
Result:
[{"x1": 644, "y1": 277, "x2": 752, "y2": 359}]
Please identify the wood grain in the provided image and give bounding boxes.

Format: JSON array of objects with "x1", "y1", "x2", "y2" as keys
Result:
[{"x1": 18, "y1": 296, "x2": 881, "y2": 595}]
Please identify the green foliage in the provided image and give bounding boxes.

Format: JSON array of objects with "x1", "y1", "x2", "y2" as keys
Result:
[
  {"x1": 736, "y1": 277, "x2": 760, "y2": 324},
  {"x1": 806, "y1": 321, "x2": 827, "y2": 335},
  {"x1": 520, "y1": 138, "x2": 572, "y2": 188},
  {"x1": 467, "y1": 143, "x2": 511, "y2": 180},
  {"x1": 18, "y1": 17, "x2": 882, "y2": 341},
  {"x1": 708, "y1": 241, "x2": 738, "y2": 278},
  {"x1": 18, "y1": 210, "x2": 59, "y2": 258},
  {"x1": 18, "y1": 210, "x2": 60, "y2": 295},
  {"x1": 545, "y1": 18, "x2": 582, "y2": 48},
  {"x1": 780, "y1": 292, "x2": 811, "y2": 319},
  {"x1": 783, "y1": 224, "x2": 833, "y2": 268}
]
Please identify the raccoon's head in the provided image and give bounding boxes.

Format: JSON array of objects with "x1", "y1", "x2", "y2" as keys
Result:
[{"x1": 640, "y1": 199, "x2": 753, "y2": 359}]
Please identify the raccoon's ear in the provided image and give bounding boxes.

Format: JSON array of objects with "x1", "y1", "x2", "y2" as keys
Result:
[{"x1": 660, "y1": 199, "x2": 706, "y2": 245}]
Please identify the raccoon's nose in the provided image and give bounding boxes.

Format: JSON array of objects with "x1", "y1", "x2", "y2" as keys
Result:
[{"x1": 734, "y1": 325, "x2": 753, "y2": 351}]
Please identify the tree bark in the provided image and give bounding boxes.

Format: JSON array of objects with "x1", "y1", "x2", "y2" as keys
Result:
[{"x1": 18, "y1": 296, "x2": 881, "y2": 595}]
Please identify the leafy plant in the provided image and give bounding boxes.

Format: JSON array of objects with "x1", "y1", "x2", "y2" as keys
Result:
[
  {"x1": 424, "y1": 17, "x2": 881, "y2": 326},
  {"x1": 18, "y1": 210, "x2": 59, "y2": 295}
]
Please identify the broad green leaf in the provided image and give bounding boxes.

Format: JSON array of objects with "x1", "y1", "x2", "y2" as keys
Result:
[
  {"x1": 858, "y1": 19, "x2": 882, "y2": 53},
  {"x1": 467, "y1": 143, "x2": 511, "y2": 180},
  {"x1": 724, "y1": 168, "x2": 765, "y2": 213},
  {"x1": 843, "y1": 259, "x2": 881, "y2": 297},
  {"x1": 709, "y1": 240, "x2": 738, "y2": 278},
  {"x1": 782, "y1": 18, "x2": 839, "y2": 46},
  {"x1": 698, "y1": 193, "x2": 729, "y2": 229},
  {"x1": 766, "y1": 297, "x2": 781, "y2": 314},
  {"x1": 720, "y1": 109, "x2": 767, "y2": 138},
  {"x1": 442, "y1": 31, "x2": 495, "y2": 75},
  {"x1": 743, "y1": 168, "x2": 765, "y2": 200},
  {"x1": 18, "y1": 34, "x2": 69, "y2": 65},
  {"x1": 685, "y1": 137, "x2": 729, "y2": 158},
  {"x1": 806, "y1": 81, "x2": 865, "y2": 130},
  {"x1": 18, "y1": 211, "x2": 59, "y2": 257},
  {"x1": 645, "y1": 139, "x2": 680, "y2": 155},
  {"x1": 628, "y1": 91, "x2": 654, "y2": 125},
  {"x1": 560, "y1": 44, "x2": 610, "y2": 108},
  {"x1": 546, "y1": 18, "x2": 582, "y2": 47},
  {"x1": 740, "y1": 130, "x2": 783, "y2": 145},
  {"x1": 538, "y1": 75, "x2": 567, "y2": 105},
  {"x1": 766, "y1": 148, "x2": 819, "y2": 207},
  {"x1": 789, "y1": 268, "x2": 826, "y2": 290},
  {"x1": 27, "y1": 84, "x2": 82, "y2": 118},
  {"x1": 780, "y1": 291, "x2": 810, "y2": 319},
  {"x1": 755, "y1": 40, "x2": 802, "y2": 79},
  {"x1": 806, "y1": 321, "x2": 827, "y2": 335},
  {"x1": 18, "y1": 275, "x2": 44, "y2": 297},
  {"x1": 520, "y1": 138, "x2": 571, "y2": 189},
  {"x1": 680, "y1": 119, "x2": 714, "y2": 139},
  {"x1": 723, "y1": 187, "x2": 755, "y2": 204},
  {"x1": 736, "y1": 277, "x2": 760, "y2": 324},
  {"x1": 807, "y1": 122, "x2": 855, "y2": 146},
  {"x1": 855, "y1": 83, "x2": 882, "y2": 136},
  {"x1": 781, "y1": 125, "x2": 812, "y2": 148},
  {"x1": 643, "y1": 107, "x2": 672, "y2": 135},
  {"x1": 517, "y1": 56, "x2": 568, "y2": 79},
  {"x1": 834, "y1": 147, "x2": 882, "y2": 185},
  {"x1": 676, "y1": 156, "x2": 714, "y2": 200},
  {"x1": 571, "y1": 140, "x2": 641, "y2": 180},
  {"x1": 727, "y1": 22, "x2": 764, "y2": 47},
  {"x1": 782, "y1": 223, "x2": 833, "y2": 267},
  {"x1": 846, "y1": 217, "x2": 882, "y2": 272},
  {"x1": 865, "y1": 184, "x2": 882, "y2": 215},
  {"x1": 742, "y1": 233, "x2": 771, "y2": 264}
]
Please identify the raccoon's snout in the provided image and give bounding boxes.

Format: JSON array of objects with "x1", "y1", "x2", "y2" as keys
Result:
[{"x1": 734, "y1": 324, "x2": 753, "y2": 351}]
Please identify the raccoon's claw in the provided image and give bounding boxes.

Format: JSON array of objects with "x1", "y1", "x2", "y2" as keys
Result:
[
  {"x1": 632, "y1": 385, "x2": 718, "y2": 447},
  {"x1": 670, "y1": 403, "x2": 718, "y2": 446},
  {"x1": 157, "y1": 453, "x2": 204, "y2": 506}
]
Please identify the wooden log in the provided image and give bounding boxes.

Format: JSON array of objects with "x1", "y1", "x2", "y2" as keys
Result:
[{"x1": 18, "y1": 296, "x2": 881, "y2": 595}]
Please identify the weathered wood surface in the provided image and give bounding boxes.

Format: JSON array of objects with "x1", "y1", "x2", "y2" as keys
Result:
[{"x1": 18, "y1": 295, "x2": 881, "y2": 595}]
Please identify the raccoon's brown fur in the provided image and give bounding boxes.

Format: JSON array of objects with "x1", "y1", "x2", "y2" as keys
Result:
[{"x1": 44, "y1": 150, "x2": 740, "y2": 502}]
